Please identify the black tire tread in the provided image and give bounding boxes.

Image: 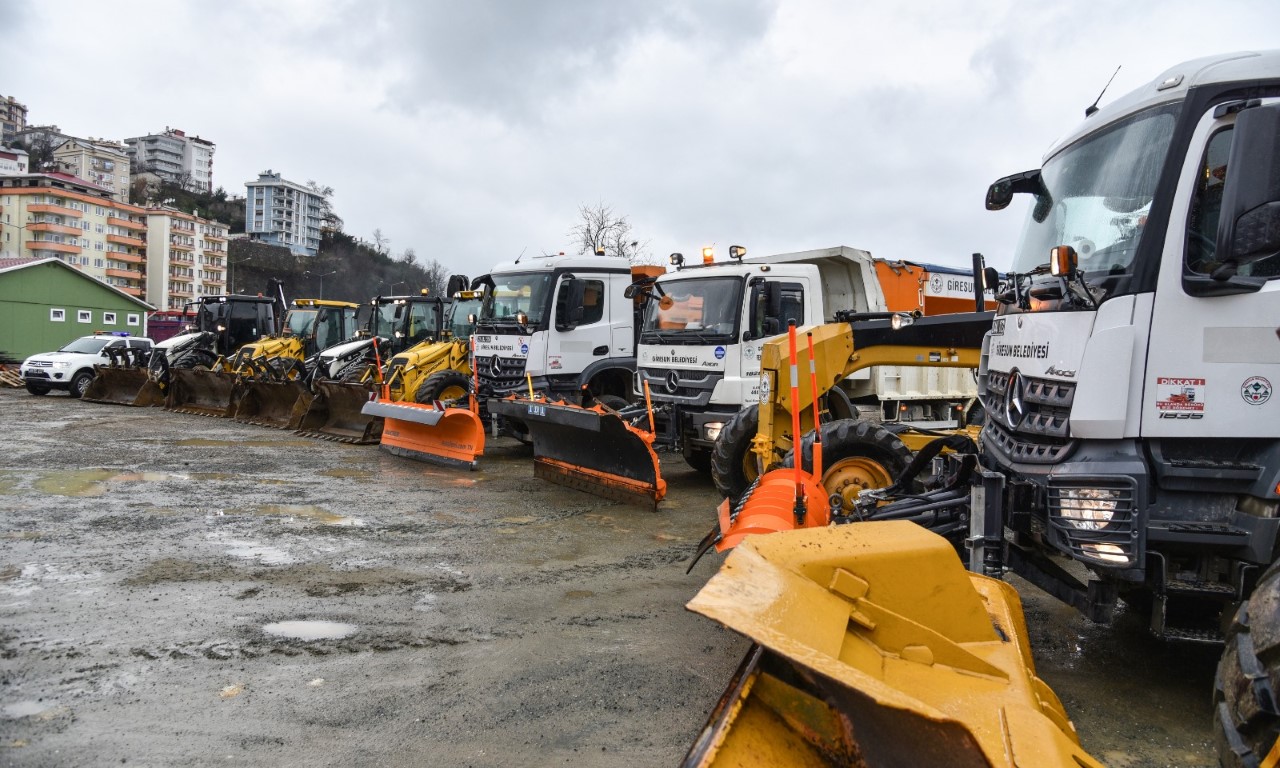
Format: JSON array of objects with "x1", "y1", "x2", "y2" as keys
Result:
[
  {"x1": 781, "y1": 418, "x2": 913, "y2": 494},
  {"x1": 1215, "y1": 558, "x2": 1280, "y2": 768},
  {"x1": 711, "y1": 405, "x2": 760, "y2": 501},
  {"x1": 415, "y1": 369, "x2": 470, "y2": 404}
]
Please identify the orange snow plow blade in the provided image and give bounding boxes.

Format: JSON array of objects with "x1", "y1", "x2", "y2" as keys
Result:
[
  {"x1": 682, "y1": 522, "x2": 1103, "y2": 768},
  {"x1": 488, "y1": 397, "x2": 666, "y2": 509},
  {"x1": 361, "y1": 398, "x2": 485, "y2": 470},
  {"x1": 293, "y1": 380, "x2": 382, "y2": 444},
  {"x1": 714, "y1": 468, "x2": 829, "y2": 552}
]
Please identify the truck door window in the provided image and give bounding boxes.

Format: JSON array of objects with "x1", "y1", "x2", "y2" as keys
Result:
[
  {"x1": 1186, "y1": 128, "x2": 1232, "y2": 275},
  {"x1": 777, "y1": 283, "x2": 804, "y2": 328},
  {"x1": 581, "y1": 280, "x2": 605, "y2": 325}
]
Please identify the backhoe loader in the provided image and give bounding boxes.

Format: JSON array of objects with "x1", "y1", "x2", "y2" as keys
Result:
[{"x1": 294, "y1": 282, "x2": 468, "y2": 443}]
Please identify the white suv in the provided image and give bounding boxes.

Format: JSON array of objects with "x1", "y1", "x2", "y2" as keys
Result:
[{"x1": 20, "y1": 334, "x2": 154, "y2": 398}]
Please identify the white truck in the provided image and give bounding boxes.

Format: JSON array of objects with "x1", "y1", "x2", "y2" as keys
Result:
[
  {"x1": 634, "y1": 246, "x2": 982, "y2": 474},
  {"x1": 473, "y1": 254, "x2": 662, "y2": 439}
]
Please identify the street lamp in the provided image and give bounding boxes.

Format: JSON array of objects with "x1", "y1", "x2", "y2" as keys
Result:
[
  {"x1": 229, "y1": 256, "x2": 251, "y2": 295},
  {"x1": 304, "y1": 269, "x2": 338, "y2": 299},
  {"x1": 391, "y1": 281, "x2": 406, "y2": 295}
]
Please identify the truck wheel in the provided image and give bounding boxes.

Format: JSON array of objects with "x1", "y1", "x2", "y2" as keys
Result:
[
  {"x1": 782, "y1": 418, "x2": 913, "y2": 515},
  {"x1": 594, "y1": 394, "x2": 629, "y2": 411},
  {"x1": 682, "y1": 446, "x2": 712, "y2": 475},
  {"x1": 69, "y1": 371, "x2": 95, "y2": 399},
  {"x1": 25, "y1": 382, "x2": 50, "y2": 396},
  {"x1": 173, "y1": 349, "x2": 218, "y2": 370},
  {"x1": 415, "y1": 370, "x2": 470, "y2": 404},
  {"x1": 1215, "y1": 559, "x2": 1280, "y2": 768},
  {"x1": 711, "y1": 405, "x2": 763, "y2": 501}
]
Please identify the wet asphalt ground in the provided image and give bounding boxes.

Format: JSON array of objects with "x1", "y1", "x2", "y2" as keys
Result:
[{"x1": 0, "y1": 386, "x2": 1218, "y2": 766}]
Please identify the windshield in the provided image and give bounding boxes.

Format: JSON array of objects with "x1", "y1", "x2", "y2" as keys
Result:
[
  {"x1": 58, "y1": 337, "x2": 112, "y2": 354},
  {"x1": 1010, "y1": 104, "x2": 1178, "y2": 298},
  {"x1": 450, "y1": 298, "x2": 482, "y2": 338},
  {"x1": 640, "y1": 277, "x2": 743, "y2": 341},
  {"x1": 284, "y1": 309, "x2": 317, "y2": 338},
  {"x1": 372, "y1": 302, "x2": 398, "y2": 338},
  {"x1": 480, "y1": 272, "x2": 553, "y2": 326}
]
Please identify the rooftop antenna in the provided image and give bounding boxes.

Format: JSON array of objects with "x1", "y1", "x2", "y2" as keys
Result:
[
  {"x1": 1085, "y1": 65, "x2": 1121, "y2": 118},
  {"x1": 514, "y1": 246, "x2": 527, "y2": 264}
]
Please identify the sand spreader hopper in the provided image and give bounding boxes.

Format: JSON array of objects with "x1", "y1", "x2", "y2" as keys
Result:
[{"x1": 487, "y1": 393, "x2": 667, "y2": 508}]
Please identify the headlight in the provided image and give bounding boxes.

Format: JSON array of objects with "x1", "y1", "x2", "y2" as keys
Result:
[
  {"x1": 703, "y1": 421, "x2": 725, "y2": 442},
  {"x1": 1056, "y1": 488, "x2": 1120, "y2": 530},
  {"x1": 53, "y1": 361, "x2": 72, "y2": 369}
]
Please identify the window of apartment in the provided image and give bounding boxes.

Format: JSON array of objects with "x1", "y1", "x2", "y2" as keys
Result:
[
  {"x1": 77, "y1": 309, "x2": 91, "y2": 323},
  {"x1": 94, "y1": 258, "x2": 103, "y2": 268},
  {"x1": 127, "y1": 313, "x2": 140, "y2": 326},
  {"x1": 95, "y1": 206, "x2": 105, "y2": 216},
  {"x1": 95, "y1": 241, "x2": 103, "y2": 250},
  {"x1": 95, "y1": 223, "x2": 104, "y2": 233},
  {"x1": 103, "y1": 311, "x2": 117, "y2": 324},
  {"x1": 81, "y1": 220, "x2": 90, "y2": 230},
  {"x1": 50, "y1": 308, "x2": 65, "y2": 322}
]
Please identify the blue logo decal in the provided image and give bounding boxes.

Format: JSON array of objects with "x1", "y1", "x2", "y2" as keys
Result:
[
  {"x1": 520, "y1": 343, "x2": 529, "y2": 355},
  {"x1": 714, "y1": 346, "x2": 726, "y2": 360}
]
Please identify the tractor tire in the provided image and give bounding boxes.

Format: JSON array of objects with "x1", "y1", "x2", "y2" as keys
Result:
[
  {"x1": 595, "y1": 394, "x2": 630, "y2": 411},
  {"x1": 781, "y1": 418, "x2": 913, "y2": 516},
  {"x1": 173, "y1": 349, "x2": 218, "y2": 370},
  {"x1": 1214, "y1": 558, "x2": 1280, "y2": 768},
  {"x1": 415, "y1": 370, "x2": 471, "y2": 404},
  {"x1": 69, "y1": 370, "x2": 95, "y2": 399},
  {"x1": 711, "y1": 405, "x2": 762, "y2": 501},
  {"x1": 682, "y1": 446, "x2": 713, "y2": 475},
  {"x1": 25, "y1": 382, "x2": 50, "y2": 396}
]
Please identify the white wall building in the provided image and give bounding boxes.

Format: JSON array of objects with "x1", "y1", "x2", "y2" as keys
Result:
[
  {"x1": 52, "y1": 139, "x2": 131, "y2": 203},
  {"x1": 244, "y1": 170, "x2": 323, "y2": 257},
  {"x1": 143, "y1": 208, "x2": 229, "y2": 311},
  {"x1": 124, "y1": 128, "x2": 215, "y2": 192}
]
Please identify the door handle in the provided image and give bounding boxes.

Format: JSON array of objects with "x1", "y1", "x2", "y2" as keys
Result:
[{"x1": 593, "y1": 345, "x2": 609, "y2": 356}]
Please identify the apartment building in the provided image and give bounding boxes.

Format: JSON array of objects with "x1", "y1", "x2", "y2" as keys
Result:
[
  {"x1": 244, "y1": 170, "x2": 323, "y2": 257},
  {"x1": 0, "y1": 172, "x2": 147, "y2": 299},
  {"x1": 0, "y1": 96, "x2": 27, "y2": 141},
  {"x1": 0, "y1": 146, "x2": 28, "y2": 174},
  {"x1": 124, "y1": 128, "x2": 215, "y2": 192},
  {"x1": 52, "y1": 139, "x2": 132, "y2": 203},
  {"x1": 143, "y1": 208, "x2": 228, "y2": 311}
]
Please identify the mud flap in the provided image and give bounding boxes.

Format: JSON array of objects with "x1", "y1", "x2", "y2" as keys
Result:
[
  {"x1": 361, "y1": 399, "x2": 485, "y2": 470},
  {"x1": 488, "y1": 398, "x2": 666, "y2": 509},
  {"x1": 165, "y1": 369, "x2": 242, "y2": 417},
  {"x1": 294, "y1": 380, "x2": 382, "y2": 444},
  {"x1": 234, "y1": 381, "x2": 309, "y2": 429},
  {"x1": 682, "y1": 522, "x2": 1104, "y2": 768},
  {"x1": 82, "y1": 367, "x2": 155, "y2": 406}
]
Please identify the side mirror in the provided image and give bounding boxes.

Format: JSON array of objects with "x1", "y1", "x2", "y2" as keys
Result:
[
  {"x1": 1049, "y1": 245, "x2": 1078, "y2": 276},
  {"x1": 623, "y1": 284, "x2": 638, "y2": 299},
  {"x1": 745, "y1": 280, "x2": 779, "y2": 341},
  {"x1": 986, "y1": 169, "x2": 1043, "y2": 211},
  {"x1": 982, "y1": 266, "x2": 1002, "y2": 292},
  {"x1": 555, "y1": 278, "x2": 587, "y2": 331},
  {"x1": 1217, "y1": 102, "x2": 1280, "y2": 270}
]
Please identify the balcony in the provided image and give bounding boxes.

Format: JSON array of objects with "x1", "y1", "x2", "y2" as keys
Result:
[
  {"x1": 111, "y1": 252, "x2": 144, "y2": 264},
  {"x1": 171, "y1": 241, "x2": 193, "y2": 252},
  {"x1": 171, "y1": 286, "x2": 194, "y2": 298},
  {"x1": 28, "y1": 203, "x2": 82, "y2": 218},
  {"x1": 106, "y1": 267, "x2": 143, "y2": 280},
  {"x1": 27, "y1": 222, "x2": 81, "y2": 236},
  {"x1": 26, "y1": 240, "x2": 81, "y2": 254},
  {"x1": 203, "y1": 231, "x2": 227, "y2": 242},
  {"x1": 203, "y1": 277, "x2": 225, "y2": 286},
  {"x1": 106, "y1": 233, "x2": 145, "y2": 248},
  {"x1": 108, "y1": 216, "x2": 145, "y2": 231},
  {"x1": 118, "y1": 285, "x2": 143, "y2": 298}
]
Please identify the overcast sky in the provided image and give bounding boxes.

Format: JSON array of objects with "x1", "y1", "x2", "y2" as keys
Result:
[{"x1": 4, "y1": 1, "x2": 1278, "y2": 276}]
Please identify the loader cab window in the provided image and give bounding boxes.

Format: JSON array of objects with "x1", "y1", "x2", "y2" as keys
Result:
[
  {"x1": 313, "y1": 308, "x2": 346, "y2": 350},
  {"x1": 403, "y1": 301, "x2": 438, "y2": 346},
  {"x1": 285, "y1": 310, "x2": 317, "y2": 339},
  {"x1": 226, "y1": 301, "x2": 266, "y2": 349}
]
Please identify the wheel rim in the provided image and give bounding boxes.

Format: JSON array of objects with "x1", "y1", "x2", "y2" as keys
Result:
[
  {"x1": 740, "y1": 450, "x2": 760, "y2": 486},
  {"x1": 438, "y1": 384, "x2": 467, "y2": 401},
  {"x1": 822, "y1": 457, "x2": 894, "y2": 513}
]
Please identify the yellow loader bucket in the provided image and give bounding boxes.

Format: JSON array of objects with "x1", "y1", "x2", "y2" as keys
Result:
[
  {"x1": 293, "y1": 380, "x2": 382, "y2": 444},
  {"x1": 165, "y1": 368, "x2": 242, "y2": 418},
  {"x1": 82, "y1": 367, "x2": 157, "y2": 406},
  {"x1": 362, "y1": 398, "x2": 485, "y2": 470},
  {"x1": 683, "y1": 522, "x2": 1102, "y2": 768},
  {"x1": 234, "y1": 380, "x2": 309, "y2": 429},
  {"x1": 487, "y1": 397, "x2": 666, "y2": 509}
]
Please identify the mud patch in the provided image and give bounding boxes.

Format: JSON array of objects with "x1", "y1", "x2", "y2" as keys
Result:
[
  {"x1": 123, "y1": 559, "x2": 468, "y2": 596},
  {"x1": 89, "y1": 514, "x2": 181, "y2": 532},
  {"x1": 319, "y1": 468, "x2": 374, "y2": 479},
  {"x1": 175, "y1": 438, "x2": 316, "y2": 448},
  {"x1": 32, "y1": 469, "x2": 116, "y2": 497},
  {"x1": 215, "y1": 505, "x2": 363, "y2": 527}
]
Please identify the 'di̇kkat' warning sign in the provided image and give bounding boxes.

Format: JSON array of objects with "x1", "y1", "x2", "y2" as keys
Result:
[{"x1": 1156, "y1": 377, "x2": 1206, "y2": 412}]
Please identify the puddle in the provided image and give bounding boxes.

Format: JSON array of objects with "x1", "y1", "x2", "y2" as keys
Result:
[
  {"x1": 262, "y1": 620, "x2": 359, "y2": 640},
  {"x1": 31, "y1": 468, "x2": 188, "y2": 497},
  {"x1": 0, "y1": 472, "x2": 16, "y2": 495},
  {"x1": 176, "y1": 438, "x2": 316, "y2": 448},
  {"x1": 224, "y1": 540, "x2": 294, "y2": 565},
  {"x1": 217, "y1": 505, "x2": 362, "y2": 527},
  {"x1": 320, "y1": 468, "x2": 374, "y2": 479},
  {"x1": 110, "y1": 471, "x2": 188, "y2": 482},
  {"x1": 3, "y1": 701, "x2": 50, "y2": 719}
]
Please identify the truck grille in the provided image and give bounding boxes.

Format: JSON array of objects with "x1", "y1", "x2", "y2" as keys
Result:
[
  {"x1": 981, "y1": 370, "x2": 1076, "y2": 464},
  {"x1": 635, "y1": 369, "x2": 719, "y2": 405},
  {"x1": 477, "y1": 355, "x2": 527, "y2": 392}
]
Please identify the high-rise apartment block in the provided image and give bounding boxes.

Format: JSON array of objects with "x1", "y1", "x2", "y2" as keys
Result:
[
  {"x1": 244, "y1": 171, "x2": 323, "y2": 257},
  {"x1": 124, "y1": 128, "x2": 215, "y2": 192},
  {"x1": 0, "y1": 96, "x2": 27, "y2": 141},
  {"x1": 0, "y1": 172, "x2": 147, "y2": 298},
  {"x1": 52, "y1": 139, "x2": 131, "y2": 203},
  {"x1": 144, "y1": 208, "x2": 228, "y2": 311}
]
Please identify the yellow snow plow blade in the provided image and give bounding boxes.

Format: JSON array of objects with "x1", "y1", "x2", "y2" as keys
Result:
[
  {"x1": 82, "y1": 366, "x2": 157, "y2": 406},
  {"x1": 293, "y1": 380, "x2": 382, "y2": 444},
  {"x1": 487, "y1": 397, "x2": 667, "y2": 509},
  {"x1": 165, "y1": 368, "x2": 242, "y2": 418},
  {"x1": 234, "y1": 380, "x2": 309, "y2": 429},
  {"x1": 683, "y1": 522, "x2": 1102, "y2": 768},
  {"x1": 362, "y1": 398, "x2": 485, "y2": 470}
]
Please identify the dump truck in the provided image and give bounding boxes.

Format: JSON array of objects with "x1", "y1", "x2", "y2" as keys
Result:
[
  {"x1": 707, "y1": 51, "x2": 1280, "y2": 768},
  {"x1": 632, "y1": 245, "x2": 991, "y2": 480},
  {"x1": 293, "y1": 290, "x2": 457, "y2": 443}
]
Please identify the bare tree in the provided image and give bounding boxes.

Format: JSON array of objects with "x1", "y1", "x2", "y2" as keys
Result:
[
  {"x1": 568, "y1": 202, "x2": 653, "y2": 264},
  {"x1": 306, "y1": 180, "x2": 344, "y2": 233},
  {"x1": 422, "y1": 258, "x2": 449, "y2": 297},
  {"x1": 401, "y1": 247, "x2": 418, "y2": 266},
  {"x1": 372, "y1": 228, "x2": 390, "y2": 255}
]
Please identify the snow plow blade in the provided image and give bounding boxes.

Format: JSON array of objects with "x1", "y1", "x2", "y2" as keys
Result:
[
  {"x1": 82, "y1": 367, "x2": 157, "y2": 406},
  {"x1": 165, "y1": 368, "x2": 241, "y2": 418},
  {"x1": 293, "y1": 380, "x2": 382, "y2": 444},
  {"x1": 488, "y1": 398, "x2": 666, "y2": 508},
  {"x1": 362, "y1": 399, "x2": 485, "y2": 470},
  {"x1": 233, "y1": 380, "x2": 309, "y2": 429},
  {"x1": 682, "y1": 522, "x2": 1102, "y2": 768}
]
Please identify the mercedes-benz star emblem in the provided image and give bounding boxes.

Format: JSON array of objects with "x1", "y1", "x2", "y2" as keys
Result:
[
  {"x1": 490, "y1": 356, "x2": 502, "y2": 378},
  {"x1": 1004, "y1": 369, "x2": 1026, "y2": 428},
  {"x1": 665, "y1": 370, "x2": 680, "y2": 394}
]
